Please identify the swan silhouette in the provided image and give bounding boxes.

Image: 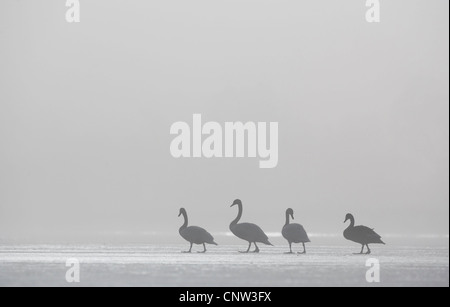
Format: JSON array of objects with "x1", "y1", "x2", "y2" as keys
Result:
[
  {"x1": 344, "y1": 213, "x2": 385, "y2": 254},
  {"x1": 230, "y1": 199, "x2": 273, "y2": 253},
  {"x1": 178, "y1": 208, "x2": 218, "y2": 253},
  {"x1": 282, "y1": 208, "x2": 311, "y2": 254}
]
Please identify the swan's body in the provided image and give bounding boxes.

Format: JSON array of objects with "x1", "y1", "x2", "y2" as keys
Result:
[
  {"x1": 230, "y1": 199, "x2": 273, "y2": 253},
  {"x1": 178, "y1": 208, "x2": 217, "y2": 253},
  {"x1": 343, "y1": 213, "x2": 385, "y2": 254},
  {"x1": 282, "y1": 208, "x2": 310, "y2": 254}
]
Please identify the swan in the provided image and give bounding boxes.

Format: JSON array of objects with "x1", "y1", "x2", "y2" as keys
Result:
[
  {"x1": 344, "y1": 213, "x2": 385, "y2": 254},
  {"x1": 178, "y1": 208, "x2": 218, "y2": 253},
  {"x1": 282, "y1": 208, "x2": 311, "y2": 254},
  {"x1": 230, "y1": 199, "x2": 273, "y2": 253}
]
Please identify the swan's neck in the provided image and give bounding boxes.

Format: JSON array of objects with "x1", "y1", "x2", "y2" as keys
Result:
[
  {"x1": 231, "y1": 204, "x2": 243, "y2": 225},
  {"x1": 285, "y1": 212, "x2": 291, "y2": 226},
  {"x1": 347, "y1": 216, "x2": 355, "y2": 229},
  {"x1": 180, "y1": 212, "x2": 188, "y2": 230}
]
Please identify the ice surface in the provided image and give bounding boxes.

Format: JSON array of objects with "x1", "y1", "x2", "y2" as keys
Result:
[{"x1": 0, "y1": 245, "x2": 448, "y2": 287}]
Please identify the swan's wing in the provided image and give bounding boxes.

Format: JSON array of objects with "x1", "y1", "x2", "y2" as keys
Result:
[
  {"x1": 183, "y1": 226, "x2": 215, "y2": 243},
  {"x1": 283, "y1": 224, "x2": 310, "y2": 242},
  {"x1": 236, "y1": 223, "x2": 269, "y2": 242},
  {"x1": 354, "y1": 225, "x2": 384, "y2": 243}
]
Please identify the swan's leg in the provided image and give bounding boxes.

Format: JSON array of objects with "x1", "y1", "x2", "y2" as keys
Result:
[
  {"x1": 354, "y1": 245, "x2": 364, "y2": 255},
  {"x1": 285, "y1": 242, "x2": 293, "y2": 254},
  {"x1": 183, "y1": 243, "x2": 193, "y2": 253},
  {"x1": 252, "y1": 243, "x2": 260, "y2": 253},
  {"x1": 198, "y1": 243, "x2": 207, "y2": 254},
  {"x1": 365, "y1": 245, "x2": 371, "y2": 255},
  {"x1": 298, "y1": 243, "x2": 306, "y2": 254},
  {"x1": 239, "y1": 242, "x2": 251, "y2": 253}
]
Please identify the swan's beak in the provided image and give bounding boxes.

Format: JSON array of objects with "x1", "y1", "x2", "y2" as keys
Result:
[
  {"x1": 291, "y1": 214, "x2": 295, "y2": 220},
  {"x1": 230, "y1": 203, "x2": 235, "y2": 208},
  {"x1": 178, "y1": 212, "x2": 182, "y2": 217}
]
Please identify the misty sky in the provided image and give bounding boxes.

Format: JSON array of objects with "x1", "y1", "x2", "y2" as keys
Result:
[{"x1": 0, "y1": 0, "x2": 448, "y2": 242}]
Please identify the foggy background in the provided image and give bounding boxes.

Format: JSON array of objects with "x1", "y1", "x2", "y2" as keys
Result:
[{"x1": 0, "y1": 0, "x2": 448, "y2": 244}]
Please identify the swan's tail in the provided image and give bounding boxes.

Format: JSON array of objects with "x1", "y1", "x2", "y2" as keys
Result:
[
  {"x1": 264, "y1": 240, "x2": 274, "y2": 246},
  {"x1": 212, "y1": 241, "x2": 219, "y2": 246}
]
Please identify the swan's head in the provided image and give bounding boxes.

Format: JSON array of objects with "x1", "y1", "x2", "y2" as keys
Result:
[
  {"x1": 230, "y1": 199, "x2": 242, "y2": 208},
  {"x1": 344, "y1": 213, "x2": 353, "y2": 223},
  {"x1": 178, "y1": 208, "x2": 187, "y2": 217},
  {"x1": 286, "y1": 208, "x2": 294, "y2": 220}
]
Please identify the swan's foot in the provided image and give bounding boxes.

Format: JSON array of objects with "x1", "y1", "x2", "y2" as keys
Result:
[
  {"x1": 297, "y1": 251, "x2": 306, "y2": 255},
  {"x1": 252, "y1": 248, "x2": 260, "y2": 253},
  {"x1": 197, "y1": 251, "x2": 206, "y2": 254},
  {"x1": 239, "y1": 251, "x2": 250, "y2": 254},
  {"x1": 182, "y1": 251, "x2": 192, "y2": 254},
  {"x1": 365, "y1": 250, "x2": 371, "y2": 255},
  {"x1": 284, "y1": 252, "x2": 294, "y2": 254}
]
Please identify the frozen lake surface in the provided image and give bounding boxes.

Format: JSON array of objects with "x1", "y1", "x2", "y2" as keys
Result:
[{"x1": 0, "y1": 245, "x2": 448, "y2": 287}]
